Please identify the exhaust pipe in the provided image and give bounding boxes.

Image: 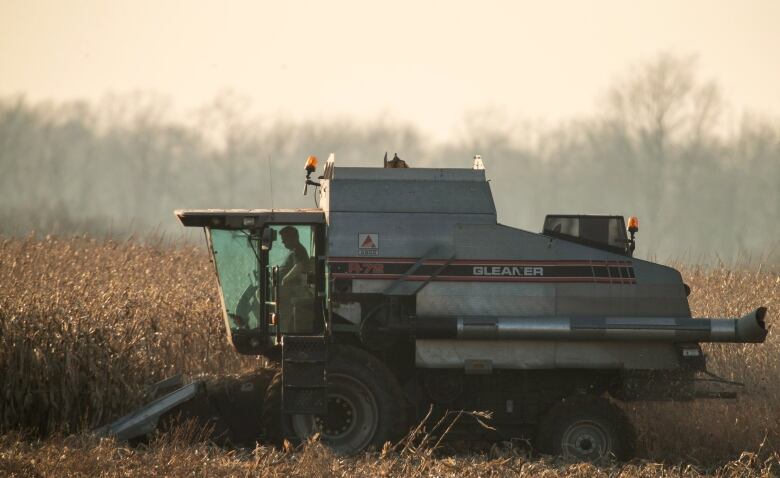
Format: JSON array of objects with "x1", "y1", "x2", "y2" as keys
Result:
[{"x1": 414, "y1": 307, "x2": 768, "y2": 343}]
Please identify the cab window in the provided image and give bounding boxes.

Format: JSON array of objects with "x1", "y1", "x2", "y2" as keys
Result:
[{"x1": 210, "y1": 229, "x2": 261, "y2": 330}]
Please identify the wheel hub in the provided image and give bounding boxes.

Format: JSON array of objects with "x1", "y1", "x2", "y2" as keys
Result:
[
  {"x1": 575, "y1": 434, "x2": 594, "y2": 452},
  {"x1": 314, "y1": 395, "x2": 356, "y2": 438},
  {"x1": 562, "y1": 421, "x2": 610, "y2": 459}
]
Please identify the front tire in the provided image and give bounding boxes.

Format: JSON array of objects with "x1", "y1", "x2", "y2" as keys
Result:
[
  {"x1": 262, "y1": 345, "x2": 407, "y2": 455},
  {"x1": 536, "y1": 395, "x2": 635, "y2": 462}
]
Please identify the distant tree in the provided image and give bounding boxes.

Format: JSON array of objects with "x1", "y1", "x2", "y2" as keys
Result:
[
  {"x1": 605, "y1": 53, "x2": 723, "y2": 161},
  {"x1": 196, "y1": 91, "x2": 256, "y2": 207},
  {"x1": 602, "y1": 53, "x2": 726, "y2": 247}
]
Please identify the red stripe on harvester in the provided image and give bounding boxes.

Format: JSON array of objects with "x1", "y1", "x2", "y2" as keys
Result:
[
  {"x1": 327, "y1": 257, "x2": 632, "y2": 266},
  {"x1": 330, "y1": 273, "x2": 635, "y2": 284}
]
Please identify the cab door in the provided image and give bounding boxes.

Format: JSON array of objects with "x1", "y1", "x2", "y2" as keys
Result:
[
  {"x1": 208, "y1": 228, "x2": 269, "y2": 354},
  {"x1": 264, "y1": 223, "x2": 325, "y2": 337}
]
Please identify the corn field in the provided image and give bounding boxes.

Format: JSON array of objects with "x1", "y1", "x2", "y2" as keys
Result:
[{"x1": 0, "y1": 235, "x2": 778, "y2": 476}]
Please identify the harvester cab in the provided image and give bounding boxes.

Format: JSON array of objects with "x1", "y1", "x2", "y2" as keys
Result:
[{"x1": 176, "y1": 210, "x2": 328, "y2": 355}]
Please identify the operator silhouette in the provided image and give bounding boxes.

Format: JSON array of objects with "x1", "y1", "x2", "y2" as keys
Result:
[{"x1": 279, "y1": 226, "x2": 309, "y2": 287}]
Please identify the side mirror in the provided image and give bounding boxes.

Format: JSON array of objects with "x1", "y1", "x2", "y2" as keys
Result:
[{"x1": 262, "y1": 228, "x2": 277, "y2": 251}]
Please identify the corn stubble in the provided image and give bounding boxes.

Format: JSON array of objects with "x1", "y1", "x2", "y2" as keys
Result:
[{"x1": 0, "y1": 236, "x2": 778, "y2": 476}]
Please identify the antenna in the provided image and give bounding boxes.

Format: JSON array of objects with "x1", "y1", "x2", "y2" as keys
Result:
[{"x1": 267, "y1": 154, "x2": 274, "y2": 210}]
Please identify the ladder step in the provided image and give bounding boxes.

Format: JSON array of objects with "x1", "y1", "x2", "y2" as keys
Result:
[
  {"x1": 282, "y1": 336, "x2": 327, "y2": 361},
  {"x1": 283, "y1": 362, "x2": 325, "y2": 387},
  {"x1": 282, "y1": 335, "x2": 327, "y2": 414}
]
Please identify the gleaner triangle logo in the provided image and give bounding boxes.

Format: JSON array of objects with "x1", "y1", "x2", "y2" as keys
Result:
[
  {"x1": 358, "y1": 233, "x2": 379, "y2": 255},
  {"x1": 361, "y1": 235, "x2": 376, "y2": 248}
]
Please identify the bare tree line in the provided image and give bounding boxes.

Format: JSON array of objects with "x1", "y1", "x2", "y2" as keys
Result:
[{"x1": 0, "y1": 54, "x2": 778, "y2": 261}]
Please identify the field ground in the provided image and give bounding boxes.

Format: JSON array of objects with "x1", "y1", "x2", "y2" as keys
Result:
[{"x1": 1, "y1": 236, "x2": 778, "y2": 477}]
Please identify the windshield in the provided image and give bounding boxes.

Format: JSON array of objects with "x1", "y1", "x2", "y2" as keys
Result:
[{"x1": 210, "y1": 229, "x2": 261, "y2": 331}]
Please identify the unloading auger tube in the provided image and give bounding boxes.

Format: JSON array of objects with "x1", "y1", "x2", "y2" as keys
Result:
[{"x1": 412, "y1": 307, "x2": 768, "y2": 343}]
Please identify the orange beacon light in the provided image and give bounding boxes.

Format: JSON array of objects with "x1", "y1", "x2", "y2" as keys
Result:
[
  {"x1": 303, "y1": 155, "x2": 320, "y2": 195},
  {"x1": 627, "y1": 216, "x2": 639, "y2": 233},
  {"x1": 305, "y1": 155, "x2": 318, "y2": 173}
]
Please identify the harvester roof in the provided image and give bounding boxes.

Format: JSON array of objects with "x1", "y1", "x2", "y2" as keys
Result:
[{"x1": 175, "y1": 209, "x2": 324, "y2": 228}]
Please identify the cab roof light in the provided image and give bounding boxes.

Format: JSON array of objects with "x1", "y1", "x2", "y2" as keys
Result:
[
  {"x1": 627, "y1": 216, "x2": 639, "y2": 233},
  {"x1": 305, "y1": 155, "x2": 318, "y2": 172},
  {"x1": 303, "y1": 155, "x2": 320, "y2": 196}
]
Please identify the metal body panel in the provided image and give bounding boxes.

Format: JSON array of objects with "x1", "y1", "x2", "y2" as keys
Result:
[
  {"x1": 417, "y1": 282, "x2": 556, "y2": 316},
  {"x1": 415, "y1": 340, "x2": 680, "y2": 370},
  {"x1": 346, "y1": 262, "x2": 688, "y2": 319},
  {"x1": 327, "y1": 179, "x2": 496, "y2": 215},
  {"x1": 327, "y1": 212, "x2": 491, "y2": 259},
  {"x1": 330, "y1": 167, "x2": 490, "y2": 182},
  {"x1": 447, "y1": 224, "x2": 691, "y2": 318},
  {"x1": 416, "y1": 282, "x2": 690, "y2": 319},
  {"x1": 320, "y1": 167, "x2": 496, "y2": 260}
]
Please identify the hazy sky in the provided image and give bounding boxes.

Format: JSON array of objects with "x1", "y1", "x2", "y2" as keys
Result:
[{"x1": 1, "y1": 0, "x2": 778, "y2": 140}]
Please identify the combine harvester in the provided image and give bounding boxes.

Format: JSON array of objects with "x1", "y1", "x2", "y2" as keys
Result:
[{"x1": 98, "y1": 154, "x2": 768, "y2": 461}]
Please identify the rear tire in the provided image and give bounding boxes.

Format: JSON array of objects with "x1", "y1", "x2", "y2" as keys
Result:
[
  {"x1": 537, "y1": 395, "x2": 635, "y2": 462},
  {"x1": 262, "y1": 345, "x2": 407, "y2": 455}
]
